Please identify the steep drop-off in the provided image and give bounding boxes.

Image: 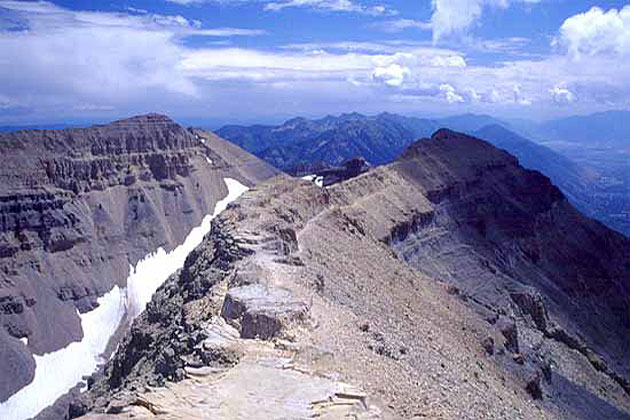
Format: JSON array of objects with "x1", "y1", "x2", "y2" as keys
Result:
[
  {"x1": 391, "y1": 130, "x2": 630, "y2": 381},
  {"x1": 75, "y1": 129, "x2": 629, "y2": 419},
  {"x1": 0, "y1": 114, "x2": 277, "y2": 405}
]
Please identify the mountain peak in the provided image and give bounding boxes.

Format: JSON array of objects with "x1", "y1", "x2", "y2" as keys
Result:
[
  {"x1": 400, "y1": 129, "x2": 519, "y2": 170},
  {"x1": 475, "y1": 123, "x2": 513, "y2": 135},
  {"x1": 338, "y1": 111, "x2": 365, "y2": 119},
  {"x1": 430, "y1": 127, "x2": 460, "y2": 140}
]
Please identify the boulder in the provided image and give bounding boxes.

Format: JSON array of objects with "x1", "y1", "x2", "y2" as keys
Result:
[
  {"x1": 496, "y1": 316, "x2": 519, "y2": 353},
  {"x1": 221, "y1": 284, "x2": 308, "y2": 340},
  {"x1": 481, "y1": 336, "x2": 495, "y2": 356}
]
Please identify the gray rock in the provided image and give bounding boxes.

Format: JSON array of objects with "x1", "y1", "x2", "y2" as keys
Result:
[
  {"x1": 510, "y1": 290, "x2": 549, "y2": 332},
  {"x1": 497, "y1": 316, "x2": 519, "y2": 354},
  {"x1": 481, "y1": 336, "x2": 495, "y2": 356},
  {"x1": 221, "y1": 284, "x2": 309, "y2": 340},
  {"x1": 525, "y1": 371, "x2": 543, "y2": 400}
]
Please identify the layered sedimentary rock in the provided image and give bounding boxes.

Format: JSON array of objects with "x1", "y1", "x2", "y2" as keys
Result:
[
  {"x1": 390, "y1": 130, "x2": 630, "y2": 382},
  {"x1": 75, "y1": 129, "x2": 629, "y2": 419},
  {"x1": 0, "y1": 114, "x2": 277, "y2": 404}
]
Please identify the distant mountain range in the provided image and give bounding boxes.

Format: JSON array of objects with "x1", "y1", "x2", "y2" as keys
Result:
[
  {"x1": 216, "y1": 112, "x2": 555, "y2": 173},
  {"x1": 217, "y1": 112, "x2": 437, "y2": 171},
  {"x1": 216, "y1": 113, "x2": 530, "y2": 173},
  {"x1": 533, "y1": 110, "x2": 630, "y2": 146},
  {"x1": 0, "y1": 124, "x2": 77, "y2": 132},
  {"x1": 217, "y1": 112, "x2": 628, "y2": 236}
]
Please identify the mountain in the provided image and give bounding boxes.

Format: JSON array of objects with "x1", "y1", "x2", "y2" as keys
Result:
[
  {"x1": 473, "y1": 125, "x2": 598, "y2": 217},
  {"x1": 436, "y1": 113, "x2": 508, "y2": 133},
  {"x1": 393, "y1": 130, "x2": 630, "y2": 375},
  {"x1": 0, "y1": 124, "x2": 77, "y2": 133},
  {"x1": 216, "y1": 113, "x2": 513, "y2": 175},
  {"x1": 217, "y1": 113, "x2": 629, "y2": 236},
  {"x1": 0, "y1": 115, "x2": 278, "y2": 418},
  {"x1": 522, "y1": 111, "x2": 630, "y2": 236},
  {"x1": 536, "y1": 111, "x2": 630, "y2": 146},
  {"x1": 72, "y1": 129, "x2": 630, "y2": 420},
  {"x1": 216, "y1": 112, "x2": 439, "y2": 173}
]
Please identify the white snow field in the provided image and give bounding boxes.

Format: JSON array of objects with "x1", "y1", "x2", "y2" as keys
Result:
[
  {"x1": 0, "y1": 178, "x2": 249, "y2": 420},
  {"x1": 125, "y1": 178, "x2": 248, "y2": 320},
  {"x1": 0, "y1": 286, "x2": 126, "y2": 420}
]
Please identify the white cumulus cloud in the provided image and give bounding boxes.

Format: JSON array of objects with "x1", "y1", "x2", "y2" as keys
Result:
[
  {"x1": 558, "y1": 6, "x2": 630, "y2": 58},
  {"x1": 439, "y1": 83, "x2": 465, "y2": 103},
  {"x1": 430, "y1": 55, "x2": 467, "y2": 68},
  {"x1": 371, "y1": 63, "x2": 410, "y2": 87},
  {"x1": 549, "y1": 85, "x2": 576, "y2": 104}
]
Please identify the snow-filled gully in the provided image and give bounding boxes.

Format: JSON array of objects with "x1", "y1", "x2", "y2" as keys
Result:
[{"x1": 0, "y1": 178, "x2": 249, "y2": 420}]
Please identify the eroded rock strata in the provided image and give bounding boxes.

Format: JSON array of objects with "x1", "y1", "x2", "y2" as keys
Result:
[
  {"x1": 75, "y1": 130, "x2": 629, "y2": 419},
  {"x1": 0, "y1": 115, "x2": 277, "y2": 403}
]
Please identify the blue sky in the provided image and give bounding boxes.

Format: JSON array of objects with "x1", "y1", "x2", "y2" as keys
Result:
[{"x1": 1, "y1": 0, "x2": 630, "y2": 125}]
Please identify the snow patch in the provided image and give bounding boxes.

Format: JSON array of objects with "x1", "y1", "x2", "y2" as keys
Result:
[
  {"x1": 126, "y1": 178, "x2": 248, "y2": 320},
  {"x1": 302, "y1": 174, "x2": 324, "y2": 187},
  {"x1": 206, "y1": 156, "x2": 213, "y2": 165},
  {"x1": 0, "y1": 178, "x2": 249, "y2": 420},
  {"x1": 0, "y1": 286, "x2": 126, "y2": 420},
  {"x1": 301, "y1": 174, "x2": 324, "y2": 187},
  {"x1": 19, "y1": 337, "x2": 27, "y2": 346}
]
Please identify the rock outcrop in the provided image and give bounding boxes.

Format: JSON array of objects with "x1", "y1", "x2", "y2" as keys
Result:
[
  {"x1": 312, "y1": 157, "x2": 371, "y2": 187},
  {"x1": 221, "y1": 284, "x2": 309, "y2": 339}
]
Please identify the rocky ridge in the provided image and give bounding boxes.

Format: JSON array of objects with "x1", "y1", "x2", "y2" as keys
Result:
[
  {"x1": 218, "y1": 113, "x2": 630, "y2": 237},
  {"x1": 74, "y1": 129, "x2": 629, "y2": 419}
]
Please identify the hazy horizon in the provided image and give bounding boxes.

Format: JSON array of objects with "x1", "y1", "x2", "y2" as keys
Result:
[{"x1": 4, "y1": 109, "x2": 630, "y2": 134}]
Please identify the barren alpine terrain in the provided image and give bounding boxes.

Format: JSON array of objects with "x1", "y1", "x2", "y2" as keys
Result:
[
  {"x1": 0, "y1": 115, "x2": 277, "y2": 418},
  {"x1": 70, "y1": 129, "x2": 630, "y2": 420}
]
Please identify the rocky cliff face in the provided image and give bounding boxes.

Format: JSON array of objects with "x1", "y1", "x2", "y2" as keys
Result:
[
  {"x1": 74, "y1": 129, "x2": 629, "y2": 419},
  {"x1": 0, "y1": 114, "x2": 277, "y2": 403},
  {"x1": 391, "y1": 130, "x2": 630, "y2": 382}
]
